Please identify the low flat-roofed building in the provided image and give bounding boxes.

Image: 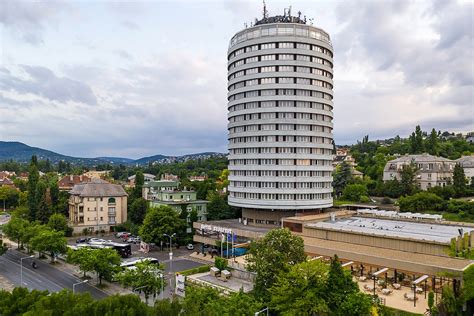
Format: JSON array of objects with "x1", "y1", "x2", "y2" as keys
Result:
[{"x1": 282, "y1": 211, "x2": 473, "y2": 276}]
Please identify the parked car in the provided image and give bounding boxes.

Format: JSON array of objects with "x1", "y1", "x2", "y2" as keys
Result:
[
  {"x1": 127, "y1": 236, "x2": 141, "y2": 244},
  {"x1": 186, "y1": 244, "x2": 194, "y2": 250},
  {"x1": 116, "y1": 232, "x2": 130, "y2": 238},
  {"x1": 76, "y1": 237, "x2": 90, "y2": 244}
]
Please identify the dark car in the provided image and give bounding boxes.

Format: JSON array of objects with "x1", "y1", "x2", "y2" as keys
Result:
[{"x1": 76, "y1": 237, "x2": 90, "y2": 244}]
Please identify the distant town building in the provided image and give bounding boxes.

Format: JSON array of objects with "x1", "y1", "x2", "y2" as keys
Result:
[
  {"x1": 68, "y1": 179, "x2": 128, "y2": 234},
  {"x1": 161, "y1": 173, "x2": 179, "y2": 181},
  {"x1": 127, "y1": 173, "x2": 156, "y2": 187},
  {"x1": 0, "y1": 171, "x2": 16, "y2": 178},
  {"x1": 189, "y1": 175, "x2": 208, "y2": 182},
  {"x1": 143, "y1": 180, "x2": 207, "y2": 226},
  {"x1": 466, "y1": 132, "x2": 474, "y2": 144},
  {"x1": 82, "y1": 170, "x2": 111, "y2": 179},
  {"x1": 351, "y1": 169, "x2": 364, "y2": 179},
  {"x1": 58, "y1": 175, "x2": 91, "y2": 191},
  {"x1": 383, "y1": 154, "x2": 455, "y2": 190},
  {"x1": 0, "y1": 177, "x2": 14, "y2": 188},
  {"x1": 456, "y1": 155, "x2": 474, "y2": 185}
]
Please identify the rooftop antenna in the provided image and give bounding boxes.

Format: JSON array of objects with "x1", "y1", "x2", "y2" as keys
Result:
[
  {"x1": 262, "y1": 0, "x2": 268, "y2": 19},
  {"x1": 298, "y1": 11, "x2": 301, "y2": 19},
  {"x1": 288, "y1": 6, "x2": 292, "y2": 17}
]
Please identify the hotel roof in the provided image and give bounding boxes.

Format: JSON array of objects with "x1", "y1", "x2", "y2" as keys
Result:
[{"x1": 306, "y1": 216, "x2": 474, "y2": 244}]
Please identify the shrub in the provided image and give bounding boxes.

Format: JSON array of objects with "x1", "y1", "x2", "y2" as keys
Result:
[
  {"x1": 214, "y1": 257, "x2": 228, "y2": 271},
  {"x1": 398, "y1": 192, "x2": 445, "y2": 212},
  {"x1": 341, "y1": 184, "x2": 368, "y2": 202},
  {"x1": 179, "y1": 265, "x2": 210, "y2": 276}
]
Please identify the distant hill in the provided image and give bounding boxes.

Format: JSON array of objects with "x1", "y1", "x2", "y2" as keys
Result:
[{"x1": 0, "y1": 141, "x2": 226, "y2": 166}]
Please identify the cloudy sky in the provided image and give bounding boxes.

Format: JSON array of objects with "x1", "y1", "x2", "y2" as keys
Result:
[{"x1": 0, "y1": 0, "x2": 472, "y2": 158}]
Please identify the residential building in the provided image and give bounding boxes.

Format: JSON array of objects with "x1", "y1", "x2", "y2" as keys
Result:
[
  {"x1": 0, "y1": 177, "x2": 14, "y2": 188},
  {"x1": 143, "y1": 180, "x2": 208, "y2": 226},
  {"x1": 383, "y1": 154, "x2": 455, "y2": 190},
  {"x1": 456, "y1": 155, "x2": 474, "y2": 185},
  {"x1": 227, "y1": 9, "x2": 334, "y2": 226},
  {"x1": 127, "y1": 173, "x2": 156, "y2": 187},
  {"x1": 58, "y1": 175, "x2": 91, "y2": 191},
  {"x1": 68, "y1": 179, "x2": 127, "y2": 234},
  {"x1": 465, "y1": 132, "x2": 474, "y2": 144},
  {"x1": 83, "y1": 170, "x2": 111, "y2": 179},
  {"x1": 189, "y1": 175, "x2": 208, "y2": 182},
  {"x1": 161, "y1": 173, "x2": 179, "y2": 181}
]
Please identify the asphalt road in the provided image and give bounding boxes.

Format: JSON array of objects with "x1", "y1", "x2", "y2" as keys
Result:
[{"x1": 0, "y1": 250, "x2": 108, "y2": 300}]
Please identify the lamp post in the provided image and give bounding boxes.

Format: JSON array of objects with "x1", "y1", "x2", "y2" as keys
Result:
[
  {"x1": 73, "y1": 279, "x2": 88, "y2": 294},
  {"x1": 255, "y1": 307, "x2": 269, "y2": 316},
  {"x1": 20, "y1": 255, "x2": 34, "y2": 287},
  {"x1": 163, "y1": 233, "x2": 176, "y2": 290}
]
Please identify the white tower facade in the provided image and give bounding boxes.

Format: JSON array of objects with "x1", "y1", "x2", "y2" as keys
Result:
[{"x1": 227, "y1": 13, "x2": 334, "y2": 226}]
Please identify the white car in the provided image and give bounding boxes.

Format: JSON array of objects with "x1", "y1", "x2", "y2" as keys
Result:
[{"x1": 186, "y1": 244, "x2": 194, "y2": 250}]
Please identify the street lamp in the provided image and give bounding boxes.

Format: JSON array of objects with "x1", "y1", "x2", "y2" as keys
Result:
[
  {"x1": 163, "y1": 233, "x2": 176, "y2": 290},
  {"x1": 255, "y1": 307, "x2": 269, "y2": 316},
  {"x1": 20, "y1": 255, "x2": 34, "y2": 287},
  {"x1": 72, "y1": 279, "x2": 88, "y2": 294}
]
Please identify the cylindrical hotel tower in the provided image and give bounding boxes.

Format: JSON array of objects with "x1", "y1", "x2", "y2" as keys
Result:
[{"x1": 227, "y1": 13, "x2": 334, "y2": 226}]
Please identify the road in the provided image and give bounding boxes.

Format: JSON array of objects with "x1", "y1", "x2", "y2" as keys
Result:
[{"x1": 0, "y1": 250, "x2": 108, "y2": 299}]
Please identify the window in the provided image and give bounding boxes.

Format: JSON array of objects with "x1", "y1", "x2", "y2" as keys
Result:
[
  {"x1": 261, "y1": 78, "x2": 276, "y2": 84},
  {"x1": 296, "y1": 55, "x2": 310, "y2": 62},
  {"x1": 108, "y1": 197, "x2": 116, "y2": 204},
  {"x1": 296, "y1": 43, "x2": 310, "y2": 50},
  {"x1": 296, "y1": 66, "x2": 310, "y2": 73},
  {"x1": 279, "y1": 65, "x2": 293, "y2": 72},
  {"x1": 279, "y1": 77, "x2": 294, "y2": 84},
  {"x1": 261, "y1": 66, "x2": 276, "y2": 72},
  {"x1": 279, "y1": 42, "x2": 293, "y2": 48},
  {"x1": 261, "y1": 43, "x2": 276, "y2": 49},
  {"x1": 246, "y1": 68, "x2": 258, "y2": 75},
  {"x1": 246, "y1": 56, "x2": 258, "y2": 63},
  {"x1": 261, "y1": 55, "x2": 276, "y2": 61},
  {"x1": 279, "y1": 54, "x2": 293, "y2": 60}
]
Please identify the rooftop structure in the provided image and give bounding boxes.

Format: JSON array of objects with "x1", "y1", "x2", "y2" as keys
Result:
[
  {"x1": 306, "y1": 216, "x2": 473, "y2": 244},
  {"x1": 456, "y1": 155, "x2": 474, "y2": 184},
  {"x1": 69, "y1": 178, "x2": 127, "y2": 197},
  {"x1": 58, "y1": 174, "x2": 91, "y2": 191}
]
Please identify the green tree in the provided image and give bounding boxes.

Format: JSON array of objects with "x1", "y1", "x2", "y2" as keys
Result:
[
  {"x1": 67, "y1": 247, "x2": 95, "y2": 278},
  {"x1": 0, "y1": 186, "x2": 19, "y2": 211},
  {"x1": 324, "y1": 255, "x2": 359, "y2": 313},
  {"x1": 47, "y1": 213, "x2": 68, "y2": 233},
  {"x1": 337, "y1": 292, "x2": 372, "y2": 316},
  {"x1": 132, "y1": 171, "x2": 145, "y2": 200},
  {"x1": 409, "y1": 125, "x2": 424, "y2": 154},
  {"x1": 117, "y1": 260, "x2": 165, "y2": 304},
  {"x1": 35, "y1": 181, "x2": 51, "y2": 224},
  {"x1": 139, "y1": 206, "x2": 186, "y2": 245},
  {"x1": 426, "y1": 128, "x2": 439, "y2": 155},
  {"x1": 128, "y1": 198, "x2": 148, "y2": 225},
  {"x1": 341, "y1": 184, "x2": 368, "y2": 202},
  {"x1": 332, "y1": 162, "x2": 353, "y2": 196},
  {"x1": 400, "y1": 163, "x2": 418, "y2": 195},
  {"x1": 23, "y1": 222, "x2": 47, "y2": 253},
  {"x1": 2, "y1": 217, "x2": 29, "y2": 248},
  {"x1": 30, "y1": 229, "x2": 67, "y2": 262},
  {"x1": 91, "y1": 248, "x2": 121, "y2": 285},
  {"x1": 247, "y1": 228, "x2": 306, "y2": 299},
  {"x1": 269, "y1": 260, "x2": 329, "y2": 315},
  {"x1": 453, "y1": 163, "x2": 466, "y2": 197},
  {"x1": 398, "y1": 192, "x2": 446, "y2": 212},
  {"x1": 27, "y1": 156, "x2": 40, "y2": 221}
]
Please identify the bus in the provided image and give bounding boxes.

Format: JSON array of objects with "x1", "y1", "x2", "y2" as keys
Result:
[
  {"x1": 86, "y1": 241, "x2": 132, "y2": 258},
  {"x1": 120, "y1": 257, "x2": 159, "y2": 270}
]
